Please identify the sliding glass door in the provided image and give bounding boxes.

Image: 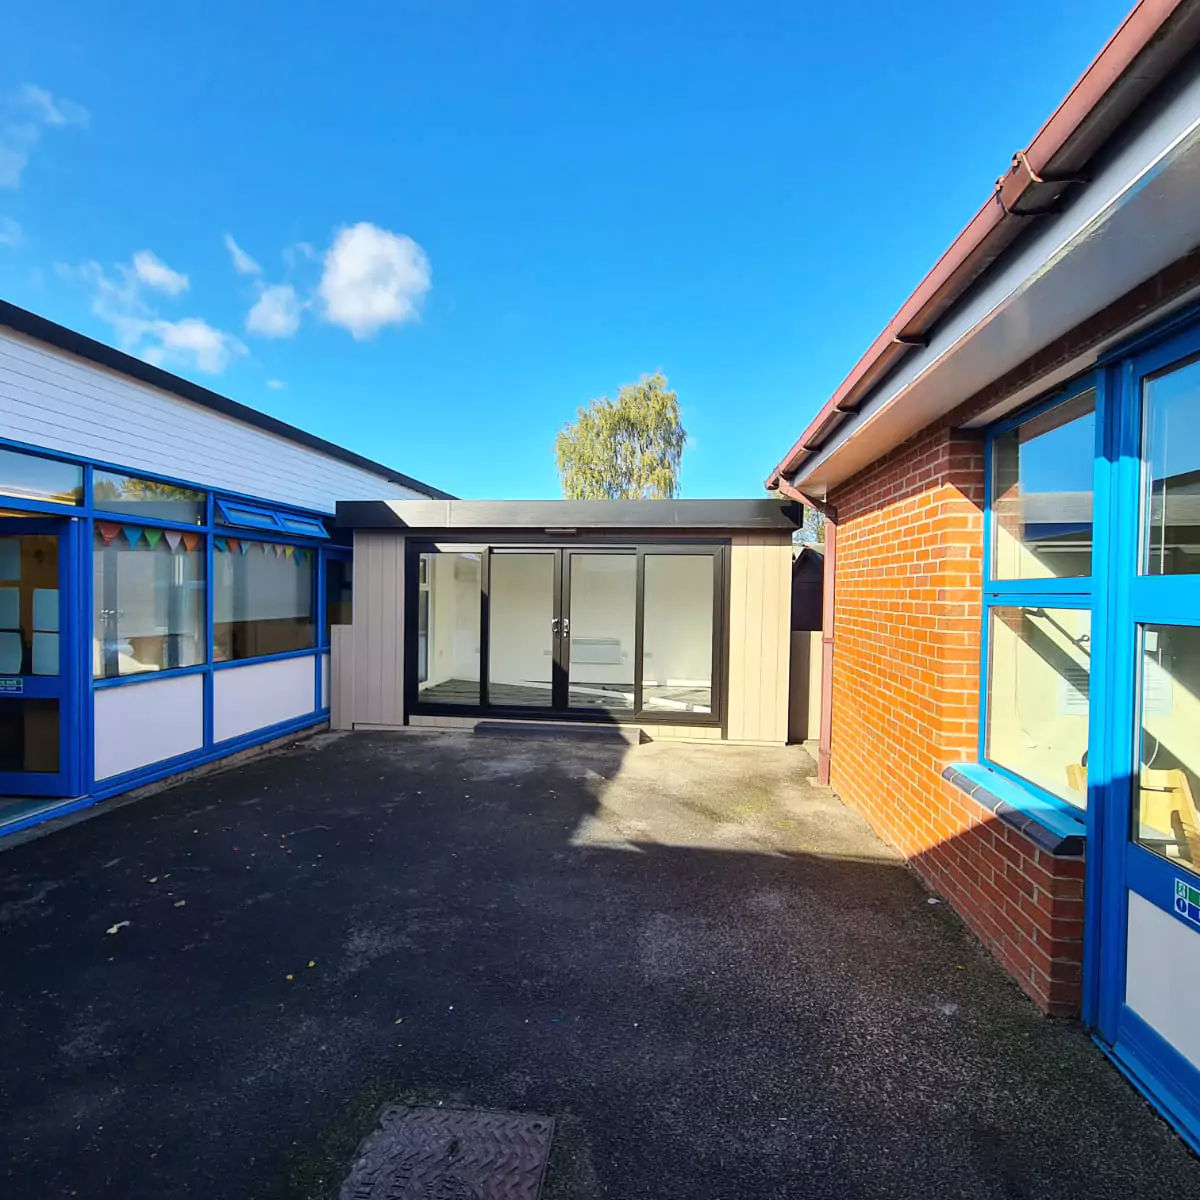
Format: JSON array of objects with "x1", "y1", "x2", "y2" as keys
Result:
[
  {"x1": 408, "y1": 542, "x2": 724, "y2": 725},
  {"x1": 488, "y1": 551, "x2": 558, "y2": 708}
]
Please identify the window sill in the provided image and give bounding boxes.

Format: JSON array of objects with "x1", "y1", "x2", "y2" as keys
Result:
[{"x1": 942, "y1": 762, "x2": 1086, "y2": 857}]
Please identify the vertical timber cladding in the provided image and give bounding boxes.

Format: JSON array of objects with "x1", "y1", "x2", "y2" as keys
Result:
[
  {"x1": 727, "y1": 532, "x2": 791, "y2": 744},
  {"x1": 351, "y1": 531, "x2": 406, "y2": 727},
  {"x1": 348, "y1": 528, "x2": 794, "y2": 742}
]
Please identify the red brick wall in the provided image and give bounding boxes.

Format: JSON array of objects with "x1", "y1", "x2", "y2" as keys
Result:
[{"x1": 827, "y1": 424, "x2": 1085, "y2": 1016}]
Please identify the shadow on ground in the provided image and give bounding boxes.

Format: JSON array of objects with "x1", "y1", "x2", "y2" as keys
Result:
[{"x1": 0, "y1": 730, "x2": 1196, "y2": 1199}]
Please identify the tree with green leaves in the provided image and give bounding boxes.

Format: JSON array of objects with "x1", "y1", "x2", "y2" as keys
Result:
[{"x1": 554, "y1": 373, "x2": 686, "y2": 500}]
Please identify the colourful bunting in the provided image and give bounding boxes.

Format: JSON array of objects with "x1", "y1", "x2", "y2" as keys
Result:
[
  {"x1": 239, "y1": 539, "x2": 252, "y2": 554},
  {"x1": 182, "y1": 531, "x2": 202, "y2": 553},
  {"x1": 97, "y1": 521, "x2": 121, "y2": 545},
  {"x1": 143, "y1": 528, "x2": 164, "y2": 549},
  {"x1": 226, "y1": 538, "x2": 240, "y2": 556},
  {"x1": 214, "y1": 536, "x2": 228, "y2": 554},
  {"x1": 283, "y1": 545, "x2": 294, "y2": 559},
  {"x1": 122, "y1": 525, "x2": 144, "y2": 547},
  {"x1": 164, "y1": 530, "x2": 182, "y2": 552}
]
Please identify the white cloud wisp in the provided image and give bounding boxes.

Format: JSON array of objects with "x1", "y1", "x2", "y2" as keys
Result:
[
  {"x1": 318, "y1": 222, "x2": 430, "y2": 340},
  {"x1": 0, "y1": 84, "x2": 89, "y2": 189}
]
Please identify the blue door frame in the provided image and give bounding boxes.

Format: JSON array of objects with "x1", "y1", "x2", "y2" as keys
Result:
[
  {"x1": 1091, "y1": 323, "x2": 1200, "y2": 1153},
  {"x1": 0, "y1": 516, "x2": 83, "y2": 799}
]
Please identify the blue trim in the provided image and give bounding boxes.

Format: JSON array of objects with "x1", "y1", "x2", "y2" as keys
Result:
[
  {"x1": 0, "y1": 430, "x2": 337, "y2": 523},
  {"x1": 85, "y1": 709, "x2": 328, "y2": 804},
  {"x1": 0, "y1": 793, "x2": 100, "y2": 838},
  {"x1": 944, "y1": 762, "x2": 1086, "y2": 853},
  {"x1": 212, "y1": 647, "x2": 318, "y2": 670},
  {"x1": 93, "y1": 662, "x2": 211, "y2": 689},
  {"x1": 1103, "y1": 1013, "x2": 1200, "y2": 1157},
  {"x1": 1097, "y1": 295, "x2": 1200, "y2": 369},
  {"x1": 214, "y1": 496, "x2": 330, "y2": 538}
]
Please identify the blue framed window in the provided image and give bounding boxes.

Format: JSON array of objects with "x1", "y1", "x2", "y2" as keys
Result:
[
  {"x1": 214, "y1": 496, "x2": 329, "y2": 538},
  {"x1": 982, "y1": 379, "x2": 1100, "y2": 811}
]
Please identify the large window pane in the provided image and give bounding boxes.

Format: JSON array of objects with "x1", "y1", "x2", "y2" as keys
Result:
[
  {"x1": 1142, "y1": 357, "x2": 1200, "y2": 574},
  {"x1": 567, "y1": 553, "x2": 636, "y2": 712},
  {"x1": 0, "y1": 446, "x2": 82, "y2": 507},
  {"x1": 93, "y1": 471, "x2": 204, "y2": 524},
  {"x1": 93, "y1": 525, "x2": 205, "y2": 678},
  {"x1": 1135, "y1": 624, "x2": 1200, "y2": 875},
  {"x1": 0, "y1": 533, "x2": 59, "y2": 677},
  {"x1": 417, "y1": 551, "x2": 481, "y2": 705},
  {"x1": 213, "y1": 540, "x2": 313, "y2": 661},
  {"x1": 992, "y1": 391, "x2": 1095, "y2": 580},
  {"x1": 642, "y1": 555, "x2": 715, "y2": 713},
  {"x1": 0, "y1": 698, "x2": 59, "y2": 772},
  {"x1": 324, "y1": 556, "x2": 352, "y2": 639},
  {"x1": 488, "y1": 553, "x2": 554, "y2": 707},
  {"x1": 985, "y1": 606, "x2": 1091, "y2": 807}
]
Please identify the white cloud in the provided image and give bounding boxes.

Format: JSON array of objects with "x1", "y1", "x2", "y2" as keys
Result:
[
  {"x1": 140, "y1": 317, "x2": 245, "y2": 374},
  {"x1": 266, "y1": 378, "x2": 287, "y2": 390},
  {"x1": 283, "y1": 240, "x2": 316, "y2": 270},
  {"x1": 0, "y1": 217, "x2": 20, "y2": 247},
  {"x1": 224, "y1": 233, "x2": 260, "y2": 276},
  {"x1": 67, "y1": 253, "x2": 245, "y2": 375},
  {"x1": 0, "y1": 84, "x2": 89, "y2": 189},
  {"x1": 246, "y1": 283, "x2": 301, "y2": 338},
  {"x1": 132, "y1": 249, "x2": 189, "y2": 296},
  {"x1": 318, "y1": 222, "x2": 430, "y2": 340},
  {"x1": 18, "y1": 85, "x2": 89, "y2": 129}
]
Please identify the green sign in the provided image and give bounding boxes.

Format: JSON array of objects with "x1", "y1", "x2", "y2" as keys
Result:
[
  {"x1": 0, "y1": 677, "x2": 22, "y2": 696},
  {"x1": 1174, "y1": 879, "x2": 1200, "y2": 929}
]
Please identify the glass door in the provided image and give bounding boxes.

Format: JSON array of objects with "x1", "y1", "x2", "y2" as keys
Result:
[
  {"x1": 563, "y1": 551, "x2": 638, "y2": 714},
  {"x1": 487, "y1": 550, "x2": 560, "y2": 708},
  {"x1": 0, "y1": 518, "x2": 78, "y2": 803},
  {"x1": 1103, "y1": 345, "x2": 1200, "y2": 1149}
]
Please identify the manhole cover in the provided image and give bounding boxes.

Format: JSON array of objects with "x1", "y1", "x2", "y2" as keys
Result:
[{"x1": 340, "y1": 1105, "x2": 554, "y2": 1200}]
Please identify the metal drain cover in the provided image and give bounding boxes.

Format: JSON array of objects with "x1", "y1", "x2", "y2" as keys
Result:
[{"x1": 340, "y1": 1105, "x2": 554, "y2": 1200}]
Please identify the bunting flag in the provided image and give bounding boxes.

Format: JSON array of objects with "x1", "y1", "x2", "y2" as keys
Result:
[
  {"x1": 181, "y1": 531, "x2": 202, "y2": 553},
  {"x1": 122, "y1": 525, "x2": 144, "y2": 547},
  {"x1": 226, "y1": 538, "x2": 240, "y2": 556},
  {"x1": 164, "y1": 529, "x2": 182, "y2": 552},
  {"x1": 213, "y1": 536, "x2": 228, "y2": 554},
  {"x1": 239, "y1": 539, "x2": 252, "y2": 554},
  {"x1": 294, "y1": 548, "x2": 306, "y2": 565},
  {"x1": 97, "y1": 521, "x2": 121, "y2": 545},
  {"x1": 283, "y1": 545, "x2": 294, "y2": 560},
  {"x1": 143, "y1": 528, "x2": 164, "y2": 550}
]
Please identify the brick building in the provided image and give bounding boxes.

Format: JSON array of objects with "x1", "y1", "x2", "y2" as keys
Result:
[{"x1": 768, "y1": 0, "x2": 1200, "y2": 1152}]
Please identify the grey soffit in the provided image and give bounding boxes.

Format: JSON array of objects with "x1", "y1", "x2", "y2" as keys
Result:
[
  {"x1": 0, "y1": 299, "x2": 454, "y2": 501},
  {"x1": 340, "y1": 1105, "x2": 554, "y2": 1200},
  {"x1": 335, "y1": 497, "x2": 802, "y2": 532}
]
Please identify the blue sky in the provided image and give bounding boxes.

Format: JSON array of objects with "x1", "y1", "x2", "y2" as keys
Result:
[{"x1": 1, "y1": 0, "x2": 1133, "y2": 499}]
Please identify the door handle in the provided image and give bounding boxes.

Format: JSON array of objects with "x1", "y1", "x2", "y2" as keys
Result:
[
  {"x1": 562, "y1": 618, "x2": 570, "y2": 635},
  {"x1": 551, "y1": 617, "x2": 560, "y2": 635}
]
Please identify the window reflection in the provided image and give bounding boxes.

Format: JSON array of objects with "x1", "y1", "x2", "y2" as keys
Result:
[
  {"x1": 1135, "y1": 624, "x2": 1200, "y2": 874},
  {"x1": 416, "y1": 551, "x2": 481, "y2": 705},
  {"x1": 642, "y1": 555, "x2": 714, "y2": 713},
  {"x1": 1143, "y1": 357, "x2": 1200, "y2": 575},
  {"x1": 992, "y1": 391, "x2": 1095, "y2": 580},
  {"x1": 985, "y1": 606, "x2": 1091, "y2": 807}
]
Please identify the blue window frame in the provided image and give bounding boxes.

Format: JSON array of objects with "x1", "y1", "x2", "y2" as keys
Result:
[
  {"x1": 214, "y1": 497, "x2": 328, "y2": 538},
  {"x1": 981, "y1": 377, "x2": 1102, "y2": 815}
]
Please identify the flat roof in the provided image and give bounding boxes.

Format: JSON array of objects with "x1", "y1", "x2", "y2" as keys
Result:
[
  {"x1": 0, "y1": 299, "x2": 454, "y2": 500},
  {"x1": 336, "y1": 498, "x2": 801, "y2": 533}
]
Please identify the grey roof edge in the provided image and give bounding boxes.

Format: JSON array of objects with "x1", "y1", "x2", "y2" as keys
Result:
[
  {"x1": 336, "y1": 498, "x2": 802, "y2": 532},
  {"x1": 0, "y1": 299, "x2": 455, "y2": 501}
]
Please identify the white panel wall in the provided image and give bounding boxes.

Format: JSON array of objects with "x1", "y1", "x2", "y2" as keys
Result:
[
  {"x1": 1126, "y1": 892, "x2": 1200, "y2": 1071},
  {"x1": 322, "y1": 652, "x2": 330, "y2": 710},
  {"x1": 94, "y1": 674, "x2": 204, "y2": 781},
  {"x1": 0, "y1": 327, "x2": 428, "y2": 512},
  {"x1": 213, "y1": 656, "x2": 317, "y2": 743}
]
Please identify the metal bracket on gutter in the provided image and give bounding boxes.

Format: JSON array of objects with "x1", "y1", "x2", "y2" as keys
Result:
[
  {"x1": 893, "y1": 333, "x2": 929, "y2": 347},
  {"x1": 993, "y1": 149, "x2": 1089, "y2": 216}
]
